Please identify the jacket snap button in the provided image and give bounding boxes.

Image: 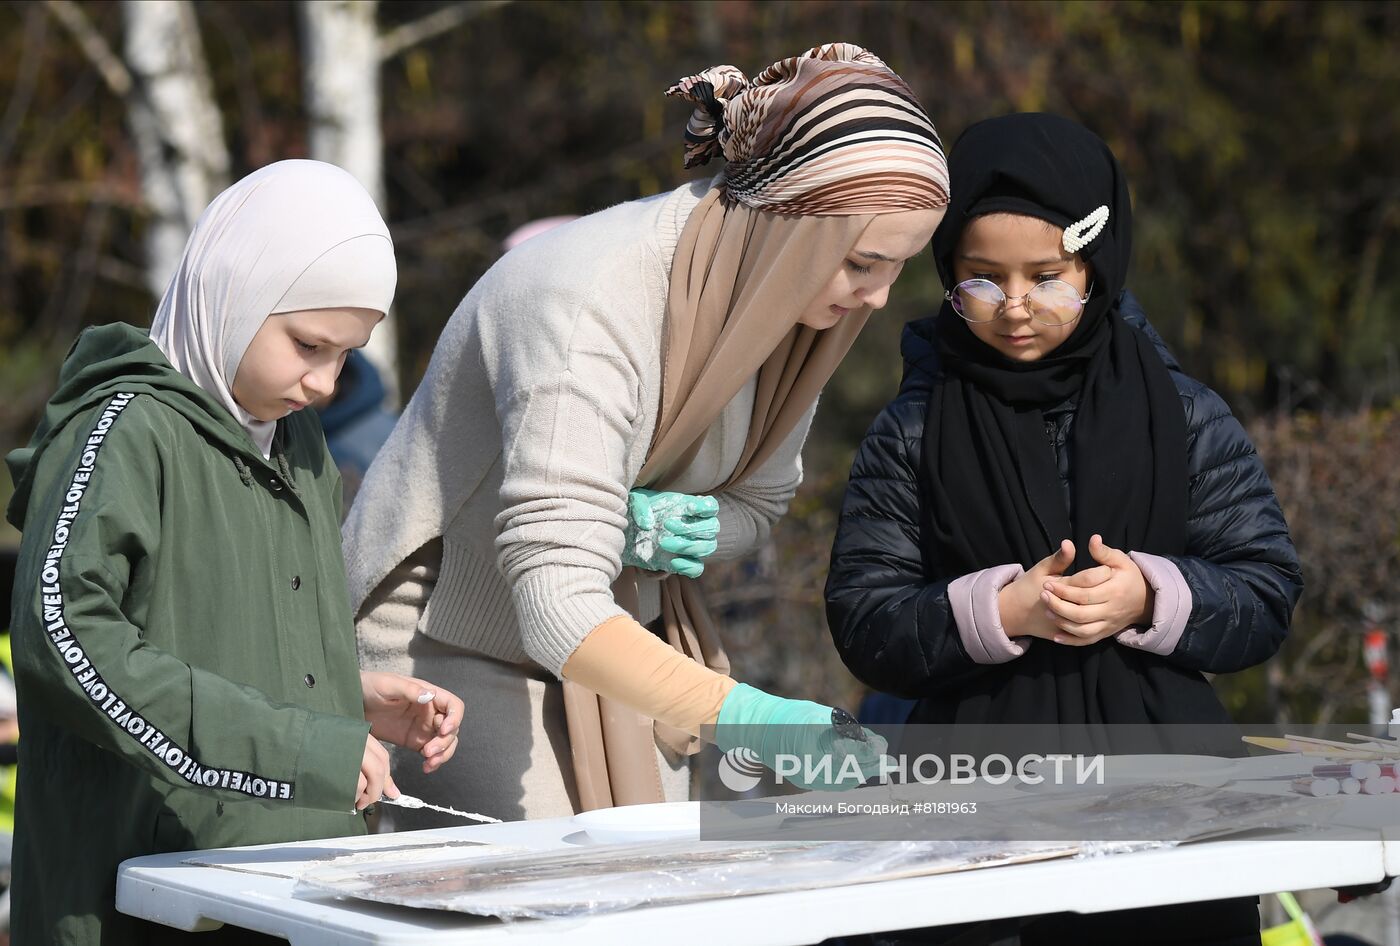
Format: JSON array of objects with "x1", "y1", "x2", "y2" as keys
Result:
[
  {"x1": 291, "y1": 575, "x2": 301, "y2": 591},
  {"x1": 304, "y1": 673, "x2": 316, "y2": 688},
  {"x1": 271, "y1": 480, "x2": 283, "y2": 491}
]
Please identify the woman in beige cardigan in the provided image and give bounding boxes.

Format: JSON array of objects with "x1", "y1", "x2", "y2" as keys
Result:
[{"x1": 344, "y1": 43, "x2": 950, "y2": 825}]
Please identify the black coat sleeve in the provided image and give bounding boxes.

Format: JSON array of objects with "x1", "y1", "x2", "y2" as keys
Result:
[
  {"x1": 1158, "y1": 378, "x2": 1303, "y2": 673},
  {"x1": 824, "y1": 393, "x2": 989, "y2": 698}
]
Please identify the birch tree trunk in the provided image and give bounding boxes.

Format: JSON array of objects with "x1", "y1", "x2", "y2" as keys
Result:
[
  {"x1": 121, "y1": 0, "x2": 229, "y2": 299},
  {"x1": 299, "y1": 0, "x2": 399, "y2": 403}
]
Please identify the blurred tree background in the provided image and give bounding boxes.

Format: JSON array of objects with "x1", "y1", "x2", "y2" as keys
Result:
[{"x1": 1, "y1": 0, "x2": 1397, "y2": 723}]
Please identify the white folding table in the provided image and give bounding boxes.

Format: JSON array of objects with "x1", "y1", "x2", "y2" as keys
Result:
[{"x1": 117, "y1": 812, "x2": 1392, "y2": 945}]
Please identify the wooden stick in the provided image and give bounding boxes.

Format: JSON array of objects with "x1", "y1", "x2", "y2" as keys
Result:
[
  {"x1": 1242, "y1": 736, "x2": 1391, "y2": 759},
  {"x1": 1284, "y1": 733, "x2": 1395, "y2": 753}
]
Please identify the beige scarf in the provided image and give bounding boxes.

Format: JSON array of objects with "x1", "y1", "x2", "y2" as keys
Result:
[{"x1": 564, "y1": 188, "x2": 874, "y2": 808}]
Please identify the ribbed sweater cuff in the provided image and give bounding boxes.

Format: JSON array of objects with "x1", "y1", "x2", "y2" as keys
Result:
[
  {"x1": 511, "y1": 569, "x2": 628, "y2": 677},
  {"x1": 1117, "y1": 552, "x2": 1192, "y2": 657},
  {"x1": 948, "y1": 564, "x2": 1030, "y2": 664},
  {"x1": 712, "y1": 500, "x2": 754, "y2": 561}
]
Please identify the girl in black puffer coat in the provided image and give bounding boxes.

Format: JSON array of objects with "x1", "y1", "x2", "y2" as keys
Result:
[{"x1": 825, "y1": 114, "x2": 1301, "y2": 946}]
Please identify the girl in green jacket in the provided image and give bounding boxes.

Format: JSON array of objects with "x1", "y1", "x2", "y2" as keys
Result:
[{"x1": 4, "y1": 160, "x2": 465, "y2": 945}]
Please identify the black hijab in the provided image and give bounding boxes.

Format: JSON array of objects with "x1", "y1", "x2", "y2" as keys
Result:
[{"x1": 915, "y1": 114, "x2": 1230, "y2": 735}]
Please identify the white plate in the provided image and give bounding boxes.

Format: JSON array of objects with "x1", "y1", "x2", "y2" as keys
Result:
[{"x1": 571, "y1": 801, "x2": 702, "y2": 844}]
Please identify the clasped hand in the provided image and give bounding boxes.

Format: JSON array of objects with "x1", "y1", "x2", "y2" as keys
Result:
[{"x1": 997, "y1": 535, "x2": 1154, "y2": 647}]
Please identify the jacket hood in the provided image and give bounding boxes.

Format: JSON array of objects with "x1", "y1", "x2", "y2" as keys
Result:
[
  {"x1": 6, "y1": 322, "x2": 275, "y2": 530},
  {"x1": 898, "y1": 315, "x2": 942, "y2": 395}
]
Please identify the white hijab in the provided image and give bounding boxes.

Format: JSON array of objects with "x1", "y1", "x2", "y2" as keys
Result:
[{"x1": 150, "y1": 160, "x2": 396, "y2": 458}]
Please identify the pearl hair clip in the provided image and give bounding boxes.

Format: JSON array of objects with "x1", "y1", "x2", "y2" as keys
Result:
[{"x1": 1062, "y1": 205, "x2": 1109, "y2": 254}]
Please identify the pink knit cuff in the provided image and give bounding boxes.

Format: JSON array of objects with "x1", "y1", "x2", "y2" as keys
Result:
[
  {"x1": 948, "y1": 564, "x2": 1030, "y2": 665},
  {"x1": 1116, "y1": 551, "x2": 1192, "y2": 656}
]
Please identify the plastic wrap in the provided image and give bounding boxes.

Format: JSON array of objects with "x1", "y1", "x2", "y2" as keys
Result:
[
  {"x1": 295, "y1": 837, "x2": 1079, "y2": 920},
  {"x1": 294, "y1": 782, "x2": 1319, "y2": 920}
]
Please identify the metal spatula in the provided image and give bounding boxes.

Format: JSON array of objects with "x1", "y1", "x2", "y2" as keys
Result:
[
  {"x1": 831, "y1": 707, "x2": 868, "y2": 743},
  {"x1": 377, "y1": 793, "x2": 502, "y2": 823}
]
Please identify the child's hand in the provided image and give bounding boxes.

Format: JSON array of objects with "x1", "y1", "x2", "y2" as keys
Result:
[
  {"x1": 1040, "y1": 534, "x2": 1154, "y2": 646},
  {"x1": 360, "y1": 671, "x2": 465, "y2": 774},
  {"x1": 356, "y1": 733, "x2": 397, "y2": 811},
  {"x1": 997, "y1": 540, "x2": 1076, "y2": 641}
]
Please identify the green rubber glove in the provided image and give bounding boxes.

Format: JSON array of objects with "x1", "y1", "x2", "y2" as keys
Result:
[
  {"x1": 716, "y1": 684, "x2": 888, "y2": 791},
  {"x1": 621, "y1": 488, "x2": 720, "y2": 579}
]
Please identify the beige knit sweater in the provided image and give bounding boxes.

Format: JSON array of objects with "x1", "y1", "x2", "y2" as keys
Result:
[{"x1": 341, "y1": 181, "x2": 816, "y2": 676}]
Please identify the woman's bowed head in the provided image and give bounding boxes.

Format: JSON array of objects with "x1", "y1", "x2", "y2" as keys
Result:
[
  {"x1": 666, "y1": 41, "x2": 950, "y2": 332},
  {"x1": 800, "y1": 209, "x2": 945, "y2": 330}
]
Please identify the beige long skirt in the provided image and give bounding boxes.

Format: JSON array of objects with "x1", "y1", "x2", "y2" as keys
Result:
[{"x1": 356, "y1": 547, "x2": 689, "y2": 829}]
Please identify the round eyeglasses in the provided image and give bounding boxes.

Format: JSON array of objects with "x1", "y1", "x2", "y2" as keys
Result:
[{"x1": 945, "y1": 278, "x2": 1092, "y2": 326}]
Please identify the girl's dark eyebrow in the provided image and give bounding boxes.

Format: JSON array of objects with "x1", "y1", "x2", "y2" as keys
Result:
[{"x1": 855, "y1": 250, "x2": 897, "y2": 262}]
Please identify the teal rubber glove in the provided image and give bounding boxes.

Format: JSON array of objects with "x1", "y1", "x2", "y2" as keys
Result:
[
  {"x1": 621, "y1": 488, "x2": 720, "y2": 579},
  {"x1": 716, "y1": 684, "x2": 888, "y2": 791}
]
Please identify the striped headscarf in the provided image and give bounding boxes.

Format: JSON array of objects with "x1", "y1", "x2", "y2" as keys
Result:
[{"x1": 666, "y1": 43, "x2": 948, "y2": 214}]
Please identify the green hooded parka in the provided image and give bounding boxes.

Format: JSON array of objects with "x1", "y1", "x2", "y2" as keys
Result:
[{"x1": 6, "y1": 323, "x2": 370, "y2": 944}]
